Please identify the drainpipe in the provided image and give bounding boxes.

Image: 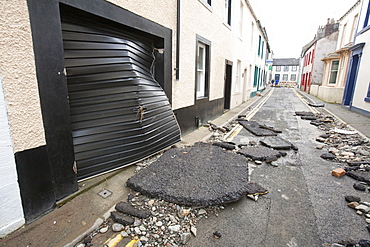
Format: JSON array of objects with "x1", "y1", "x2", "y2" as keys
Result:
[{"x1": 176, "y1": 0, "x2": 180, "y2": 80}]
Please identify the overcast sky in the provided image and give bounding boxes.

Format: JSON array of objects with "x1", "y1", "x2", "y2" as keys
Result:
[{"x1": 248, "y1": 0, "x2": 359, "y2": 58}]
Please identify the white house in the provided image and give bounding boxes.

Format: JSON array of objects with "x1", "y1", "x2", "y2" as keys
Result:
[{"x1": 342, "y1": 0, "x2": 370, "y2": 116}]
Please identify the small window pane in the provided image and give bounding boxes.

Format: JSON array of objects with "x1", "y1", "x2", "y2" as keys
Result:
[{"x1": 283, "y1": 74, "x2": 288, "y2": 80}]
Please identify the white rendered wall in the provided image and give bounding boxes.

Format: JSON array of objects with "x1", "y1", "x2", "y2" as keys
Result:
[{"x1": 0, "y1": 76, "x2": 24, "y2": 238}]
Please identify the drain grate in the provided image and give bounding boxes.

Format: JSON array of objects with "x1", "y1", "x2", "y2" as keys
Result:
[{"x1": 98, "y1": 189, "x2": 112, "y2": 198}]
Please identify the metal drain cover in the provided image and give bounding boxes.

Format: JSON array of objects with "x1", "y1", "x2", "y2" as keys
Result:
[{"x1": 98, "y1": 189, "x2": 112, "y2": 198}]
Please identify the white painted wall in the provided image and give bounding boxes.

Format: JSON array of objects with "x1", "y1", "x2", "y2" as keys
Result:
[
  {"x1": 350, "y1": 0, "x2": 370, "y2": 114},
  {"x1": 351, "y1": 26, "x2": 370, "y2": 112},
  {"x1": 0, "y1": 76, "x2": 25, "y2": 238}
]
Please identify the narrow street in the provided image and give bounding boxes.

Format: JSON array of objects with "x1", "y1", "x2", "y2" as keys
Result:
[{"x1": 187, "y1": 87, "x2": 370, "y2": 246}]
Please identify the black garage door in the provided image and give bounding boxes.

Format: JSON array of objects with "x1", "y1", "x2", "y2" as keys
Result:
[{"x1": 61, "y1": 14, "x2": 181, "y2": 179}]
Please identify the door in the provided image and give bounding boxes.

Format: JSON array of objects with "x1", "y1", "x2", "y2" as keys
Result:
[
  {"x1": 224, "y1": 61, "x2": 233, "y2": 110},
  {"x1": 343, "y1": 54, "x2": 359, "y2": 106},
  {"x1": 61, "y1": 14, "x2": 181, "y2": 179}
]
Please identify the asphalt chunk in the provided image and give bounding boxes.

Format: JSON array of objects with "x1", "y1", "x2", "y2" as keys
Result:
[
  {"x1": 126, "y1": 143, "x2": 249, "y2": 206},
  {"x1": 237, "y1": 146, "x2": 281, "y2": 161}
]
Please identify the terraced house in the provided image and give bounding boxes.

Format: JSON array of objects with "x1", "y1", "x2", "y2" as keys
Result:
[{"x1": 0, "y1": 0, "x2": 271, "y2": 236}]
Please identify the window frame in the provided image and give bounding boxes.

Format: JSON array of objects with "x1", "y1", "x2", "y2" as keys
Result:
[
  {"x1": 282, "y1": 74, "x2": 288, "y2": 81},
  {"x1": 328, "y1": 60, "x2": 340, "y2": 85},
  {"x1": 199, "y1": 0, "x2": 213, "y2": 11},
  {"x1": 195, "y1": 35, "x2": 211, "y2": 100},
  {"x1": 283, "y1": 65, "x2": 289, "y2": 71},
  {"x1": 292, "y1": 66, "x2": 297, "y2": 72},
  {"x1": 290, "y1": 74, "x2": 297, "y2": 81},
  {"x1": 276, "y1": 66, "x2": 281, "y2": 72}
]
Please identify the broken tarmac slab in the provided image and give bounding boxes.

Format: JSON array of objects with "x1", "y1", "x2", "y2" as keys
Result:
[
  {"x1": 237, "y1": 146, "x2": 281, "y2": 161},
  {"x1": 126, "y1": 142, "x2": 250, "y2": 206},
  {"x1": 346, "y1": 170, "x2": 370, "y2": 185},
  {"x1": 260, "y1": 136, "x2": 295, "y2": 150},
  {"x1": 238, "y1": 120, "x2": 278, "y2": 136},
  {"x1": 295, "y1": 111, "x2": 315, "y2": 116}
]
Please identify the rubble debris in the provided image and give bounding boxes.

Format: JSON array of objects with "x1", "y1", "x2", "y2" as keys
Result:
[
  {"x1": 212, "y1": 141, "x2": 236, "y2": 150},
  {"x1": 110, "y1": 211, "x2": 135, "y2": 225},
  {"x1": 345, "y1": 195, "x2": 361, "y2": 203},
  {"x1": 238, "y1": 120, "x2": 278, "y2": 136},
  {"x1": 331, "y1": 168, "x2": 346, "y2": 177},
  {"x1": 237, "y1": 146, "x2": 282, "y2": 161},
  {"x1": 308, "y1": 103, "x2": 325, "y2": 107},
  {"x1": 115, "y1": 201, "x2": 151, "y2": 219},
  {"x1": 259, "y1": 124, "x2": 282, "y2": 133},
  {"x1": 245, "y1": 182, "x2": 269, "y2": 196},
  {"x1": 346, "y1": 171, "x2": 370, "y2": 185},
  {"x1": 301, "y1": 116, "x2": 318, "y2": 120},
  {"x1": 213, "y1": 231, "x2": 222, "y2": 239},
  {"x1": 337, "y1": 238, "x2": 357, "y2": 246},
  {"x1": 353, "y1": 182, "x2": 367, "y2": 191},
  {"x1": 294, "y1": 111, "x2": 315, "y2": 116},
  {"x1": 126, "y1": 142, "x2": 250, "y2": 206},
  {"x1": 320, "y1": 153, "x2": 336, "y2": 160},
  {"x1": 359, "y1": 239, "x2": 370, "y2": 247},
  {"x1": 348, "y1": 202, "x2": 360, "y2": 209},
  {"x1": 331, "y1": 128, "x2": 358, "y2": 135},
  {"x1": 260, "y1": 136, "x2": 295, "y2": 150}
]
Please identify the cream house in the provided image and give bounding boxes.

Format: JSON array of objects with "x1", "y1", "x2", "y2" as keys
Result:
[{"x1": 319, "y1": 1, "x2": 361, "y2": 103}]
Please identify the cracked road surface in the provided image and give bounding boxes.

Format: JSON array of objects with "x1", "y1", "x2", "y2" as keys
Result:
[{"x1": 187, "y1": 88, "x2": 369, "y2": 247}]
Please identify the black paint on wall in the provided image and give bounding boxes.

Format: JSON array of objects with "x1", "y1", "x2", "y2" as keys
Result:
[
  {"x1": 15, "y1": 146, "x2": 56, "y2": 223},
  {"x1": 174, "y1": 98, "x2": 224, "y2": 136}
]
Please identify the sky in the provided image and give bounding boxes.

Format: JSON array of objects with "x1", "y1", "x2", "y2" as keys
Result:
[{"x1": 248, "y1": 0, "x2": 359, "y2": 58}]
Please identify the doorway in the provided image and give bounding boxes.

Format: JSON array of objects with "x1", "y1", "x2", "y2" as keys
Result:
[{"x1": 224, "y1": 60, "x2": 233, "y2": 110}]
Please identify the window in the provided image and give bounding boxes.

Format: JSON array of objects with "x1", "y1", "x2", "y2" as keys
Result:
[
  {"x1": 290, "y1": 74, "x2": 297, "y2": 81},
  {"x1": 328, "y1": 60, "x2": 339, "y2": 84},
  {"x1": 239, "y1": 1, "x2": 243, "y2": 37},
  {"x1": 253, "y1": 66, "x2": 258, "y2": 87},
  {"x1": 236, "y1": 60, "x2": 241, "y2": 92},
  {"x1": 365, "y1": 82, "x2": 370, "y2": 102},
  {"x1": 283, "y1": 66, "x2": 289, "y2": 71},
  {"x1": 196, "y1": 40, "x2": 210, "y2": 98},
  {"x1": 261, "y1": 41, "x2": 264, "y2": 58},
  {"x1": 363, "y1": 1, "x2": 370, "y2": 28},
  {"x1": 257, "y1": 35, "x2": 261, "y2": 56},
  {"x1": 282, "y1": 74, "x2": 288, "y2": 81},
  {"x1": 199, "y1": 0, "x2": 212, "y2": 10},
  {"x1": 276, "y1": 66, "x2": 281, "y2": 72},
  {"x1": 292, "y1": 66, "x2": 297, "y2": 72},
  {"x1": 224, "y1": 0, "x2": 231, "y2": 25}
]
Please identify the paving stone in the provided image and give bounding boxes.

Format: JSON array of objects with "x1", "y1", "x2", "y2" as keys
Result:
[
  {"x1": 115, "y1": 201, "x2": 151, "y2": 219},
  {"x1": 237, "y1": 146, "x2": 281, "y2": 161},
  {"x1": 260, "y1": 136, "x2": 294, "y2": 150},
  {"x1": 238, "y1": 121, "x2": 278, "y2": 136},
  {"x1": 126, "y1": 143, "x2": 250, "y2": 206}
]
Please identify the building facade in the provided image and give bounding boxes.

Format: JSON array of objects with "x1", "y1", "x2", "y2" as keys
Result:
[
  {"x1": 0, "y1": 0, "x2": 271, "y2": 236},
  {"x1": 300, "y1": 19, "x2": 339, "y2": 93},
  {"x1": 318, "y1": 1, "x2": 361, "y2": 103},
  {"x1": 343, "y1": 0, "x2": 370, "y2": 116},
  {"x1": 271, "y1": 58, "x2": 300, "y2": 87}
]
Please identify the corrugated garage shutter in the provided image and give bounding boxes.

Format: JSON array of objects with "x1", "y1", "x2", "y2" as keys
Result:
[{"x1": 61, "y1": 15, "x2": 181, "y2": 180}]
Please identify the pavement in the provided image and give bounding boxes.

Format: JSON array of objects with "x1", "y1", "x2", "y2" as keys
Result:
[{"x1": 1, "y1": 87, "x2": 369, "y2": 247}]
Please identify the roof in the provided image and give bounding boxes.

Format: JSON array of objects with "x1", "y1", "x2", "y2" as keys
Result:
[{"x1": 272, "y1": 58, "x2": 300, "y2": 66}]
